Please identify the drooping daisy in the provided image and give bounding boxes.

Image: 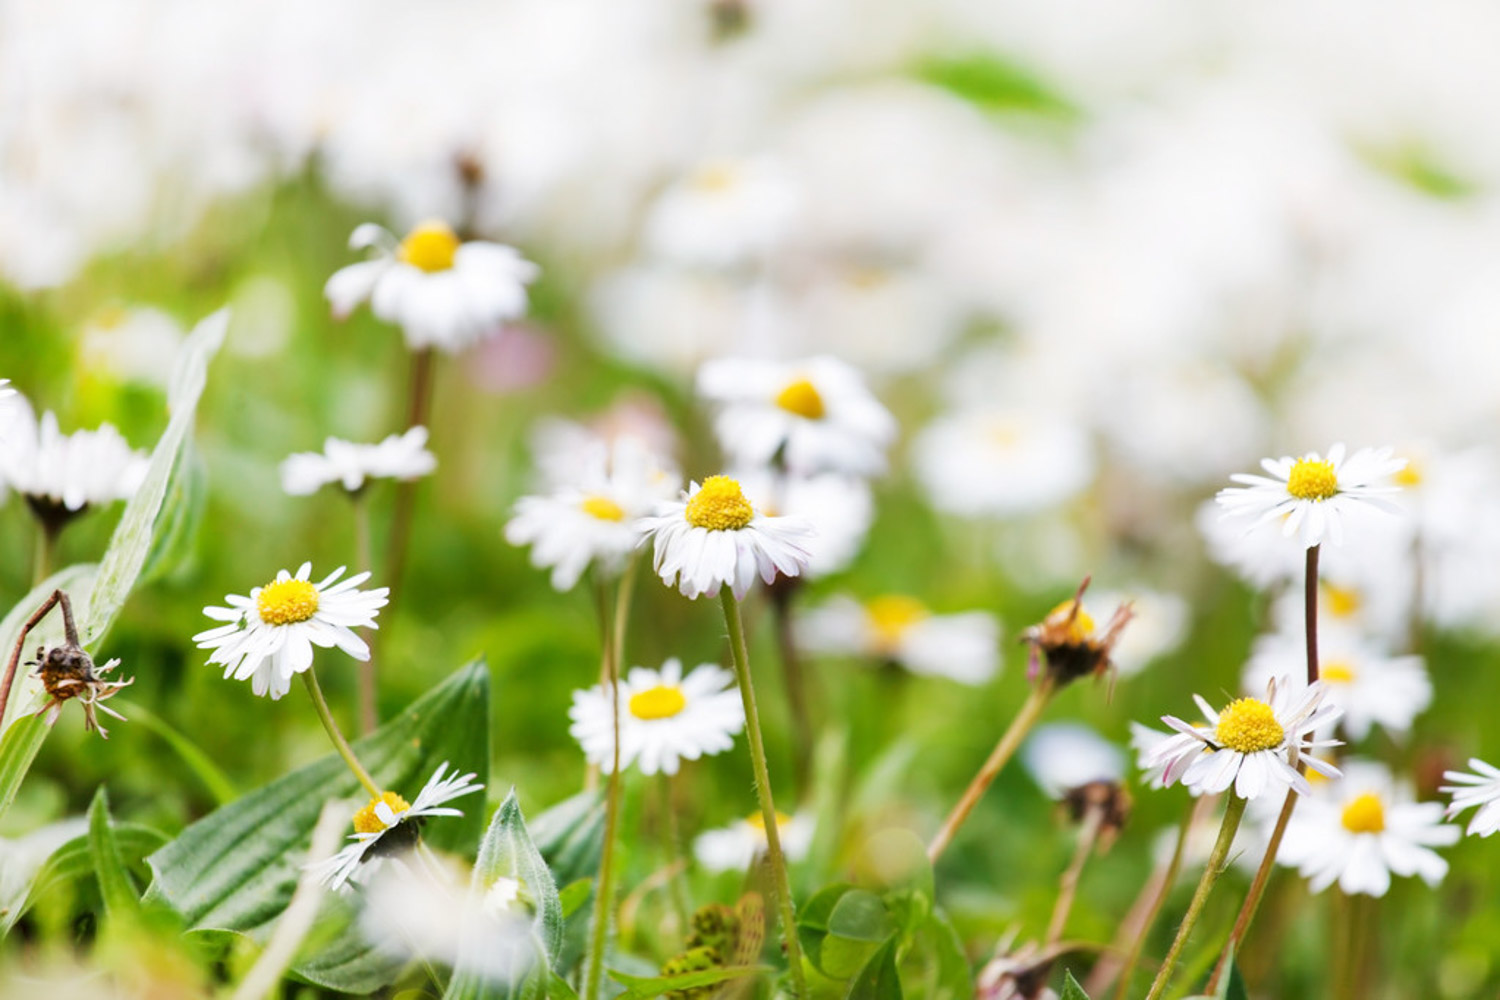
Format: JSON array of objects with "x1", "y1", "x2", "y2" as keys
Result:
[
  {"x1": 307, "y1": 762, "x2": 484, "y2": 891},
  {"x1": 796, "y1": 594, "x2": 1000, "y2": 684},
  {"x1": 0, "y1": 392, "x2": 148, "y2": 519},
  {"x1": 281, "y1": 426, "x2": 437, "y2": 496},
  {"x1": 325, "y1": 220, "x2": 539, "y2": 354},
  {"x1": 1216, "y1": 444, "x2": 1407, "y2": 548},
  {"x1": 1278, "y1": 761, "x2": 1458, "y2": 897},
  {"x1": 1149, "y1": 677, "x2": 1343, "y2": 800},
  {"x1": 636, "y1": 476, "x2": 812, "y2": 600},
  {"x1": 694, "y1": 810, "x2": 814, "y2": 874},
  {"x1": 1441, "y1": 758, "x2": 1500, "y2": 837},
  {"x1": 696, "y1": 357, "x2": 896, "y2": 478},
  {"x1": 568, "y1": 658, "x2": 745, "y2": 776},
  {"x1": 193, "y1": 563, "x2": 389, "y2": 700}
]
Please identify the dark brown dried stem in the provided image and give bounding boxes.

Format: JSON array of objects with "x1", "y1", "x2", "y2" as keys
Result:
[{"x1": 0, "y1": 590, "x2": 75, "y2": 729}]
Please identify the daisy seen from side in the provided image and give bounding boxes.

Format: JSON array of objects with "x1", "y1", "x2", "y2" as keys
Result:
[
  {"x1": 281, "y1": 426, "x2": 437, "y2": 496},
  {"x1": 796, "y1": 593, "x2": 999, "y2": 685},
  {"x1": 1216, "y1": 443, "x2": 1406, "y2": 549},
  {"x1": 694, "y1": 810, "x2": 814, "y2": 874},
  {"x1": 1441, "y1": 758, "x2": 1500, "y2": 837},
  {"x1": 0, "y1": 392, "x2": 148, "y2": 517}
]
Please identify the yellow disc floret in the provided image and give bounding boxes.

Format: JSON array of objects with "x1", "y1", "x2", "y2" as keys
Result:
[
  {"x1": 1340, "y1": 792, "x2": 1386, "y2": 834},
  {"x1": 1395, "y1": 461, "x2": 1421, "y2": 488},
  {"x1": 1046, "y1": 599, "x2": 1096, "y2": 645},
  {"x1": 866, "y1": 595, "x2": 930, "y2": 650},
  {"x1": 746, "y1": 809, "x2": 793, "y2": 832},
  {"x1": 1286, "y1": 458, "x2": 1339, "y2": 501},
  {"x1": 1323, "y1": 584, "x2": 1362, "y2": 619},
  {"x1": 354, "y1": 791, "x2": 411, "y2": 834},
  {"x1": 684, "y1": 476, "x2": 754, "y2": 531},
  {"x1": 581, "y1": 496, "x2": 626, "y2": 522},
  {"x1": 398, "y1": 221, "x2": 461, "y2": 273},
  {"x1": 775, "y1": 378, "x2": 826, "y2": 420},
  {"x1": 629, "y1": 684, "x2": 688, "y2": 720},
  {"x1": 1213, "y1": 698, "x2": 1285, "y2": 753},
  {"x1": 1322, "y1": 661, "x2": 1357, "y2": 684},
  {"x1": 256, "y1": 579, "x2": 320, "y2": 626}
]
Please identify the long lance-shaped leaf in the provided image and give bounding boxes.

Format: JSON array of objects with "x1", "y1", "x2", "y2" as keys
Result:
[
  {"x1": 88, "y1": 785, "x2": 141, "y2": 918},
  {"x1": 2, "y1": 822, "x2": 166, "y2": 934}
]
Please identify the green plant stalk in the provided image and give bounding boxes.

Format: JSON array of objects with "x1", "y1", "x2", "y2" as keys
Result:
[
  {"x1": 583, "y1": 571, "x2": 630, "y2": 1000},
  {"x1": 351, "y1": 490, "x2": 378, "y2": 736},
  {"x1": 302, "y1": 668, "x2": 380, "y2": 798},
  {"x1": 1144, "y1": 794, "x2": 1249, "y2": 1000},
  {"x1": 720, "y1": 588, "x2": 807, "y2": 998}
]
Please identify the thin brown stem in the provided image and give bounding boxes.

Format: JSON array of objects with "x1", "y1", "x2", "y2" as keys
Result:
[
  {"x1": 352, "y1": 493, "x2": 377, "y2": 735},
  {"x1": 1305, "y1": 544, "x2": 1320, "y2": 684},
  {"x1": 0, "y1": 590, "x2": 72, "y2": 730},
  {"x1": 928, "y1": 678, "x2": 1056, "y2": 863},
  {"x1": 1046, "y1": 804, "x2": 1102, "y2": 947}
]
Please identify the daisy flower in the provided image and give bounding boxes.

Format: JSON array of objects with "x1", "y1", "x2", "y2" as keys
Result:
[
  {"x1": 643, "y1": 157, "x2": 800, "y2": 269},
  {"x1": 1087, "y1": 588, "x2": 1188, "y2": 678},
  {"x1": 1216, "y1": 443, "x2": 1407, "y2": 548},
  {"x1": 696, "y1": 356, "x2": 896, "y2": 478},
  {"x1": 636, "y1": 475, "x2": 812, "y2": 600},
  {"x1": 307, "y1": 762, "x2": 484, "y2": 891},
  {"x1": 912, "y1": 408, "x2": 1094, "y2": 518},
  {"x1": 281, "y1": 426, "x2": 437, "y2": 496},
  {"x1": 732, "y1": 469, "x2": 874, "y2": 580},
  {"x1": 0, "y1": 392, "x2": 148, "y2": 516},
  {"x1": 1441, "y1": 758, "x2": 1500, "y2": 837},
  {"x1": 1022, "y1": 722, "x2": 1125, "y2": 799},
  {"x1": 1278, "y1": 762, "x2": 1458, "y2": 897},
  {"x1": 193, "y1": 563, "x2": 389, "y2": 700},
  {"x1": 693, "y1": 810, "x2": 814, "y2": 874},
  {"x1": 796, "y1": 594, "x2": 999, "y2": 685},
  {"x1": 325, "y1": 220, "x2": 539, "y2": 354},
  {"x1": 568, "y1": 658, "x2": 745, "y2": 776},
  {"x1": 1148, "y1": 676, "x2": 1343, "y2": 800},
  {"x1": 0, "y1": 379, "x2": 12, "y2": 400}
]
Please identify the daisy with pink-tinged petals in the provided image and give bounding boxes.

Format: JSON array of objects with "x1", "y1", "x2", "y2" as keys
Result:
[{"x1": 1216, "y1": 443, "x2": 1406, "y2": 548}]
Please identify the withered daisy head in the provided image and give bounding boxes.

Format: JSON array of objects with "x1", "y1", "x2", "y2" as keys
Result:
[
  {"x1": 30, "y1": 641, "x2": 132, "y2": 739},
  {"x1": 1022, "y1": 578, "x2": 1135, "y2": 689}
]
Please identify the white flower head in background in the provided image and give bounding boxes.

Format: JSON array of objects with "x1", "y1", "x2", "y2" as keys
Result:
[
  {"x1": 694, "y1": 810, "x2": 814, "y2": 873},
  {"x1": 325, "y1": 220, "x2": 539, "y2": 354},
  {"x1": 697, "y1": 357, "x2": 896, "y2": 478},
  {"x1": 1279, "y1": 761, "x2": 1458, "y2": 897},
  {"x1": 193, "y1": 563, "x2": 389, "y2": 700},
  {"x1": 1087, "y1": 588, "x2": 1188, "y2": 678},
  {"x1": 636, "y1": 475, "x2": 812, "y2": 600},
  {"x1": 1022, "y1": 723, "x2": 1126, "y2": 799},
  {"x1": 1216, "y1": 444, "x2": 1407, "y2": 549},
  {"x1": 1149, "y1": 676, "x2": 1343, "y2": 800},
  {"x1": 0, "y1": 379, "x2": 13, "y2": 401},
  {"x1": 796, "y1": 594, "x2": 1000, "y2": 685},
  {"x1": 732, "y1": 469, "x2": 873, "y2": 580},
  {"x1": 643, "y1": 157, "x2": 800, "y2": 269},
  {"x1": 307, "y1": 762, "x2": 484, "y2": 891},
  {"x1": 1442, "y1": 758, "x2": 1500, "y2": 837},
  {"x1": 78, "y1": 305, "x2": 184, "y2": 388},
  {"x1": 913, "y1": 409, "x2": 1094, "y2": 518},
  {"x1": 281, "y1": 426, "x2": 437, "y2": 496},
  {"x1": 569, "y1": 658, "x2": 745, "y2": 776},
  {"x1": 0, "y1": 392, "x2": 148, "y2": 517}
]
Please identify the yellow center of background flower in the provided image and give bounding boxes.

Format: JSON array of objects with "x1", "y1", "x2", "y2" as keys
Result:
[
  {"x1": 684, "y1": 476, "x2": 754, "y2": 531},
  {"x1": 691, "y1": 164, "x2": 739, "y2": 192},
  {"x1": 1323, "y1": 584, "x2": 1362, "y2": 619},
  {"x1": 256, "y1": 579, "x2": 320, "y2": 626},
  {"x1": 398, "y1": 221, "x2": 460, "y2": 273},
  {"x1": 1286, "y1": 458, "x2": 1338, "y2": 501},
  {"x1": 581, "y1": 495, "x2": 625, "y2": 522},
  {"x1": 1395, "y1": 462, "x2": 1421, "y2": 487},
  {"x1": 353, "y1": 791, "x2": 411, "y2": 834},
  {"x1": 775, "y1": 378, "x2": 826, "y2": 420},
  {"x1": 1340, "y1": 792, "x2": 1386, "y2": 834},
  {"x1": 746, "y1": 809, "x2": 793, "y2": 832},
  {"x1": 1322, "y1": 661, "x2": 1357, "y2": 684},
  {"x1": 866, "y1": 595, "x2": 929, "y2": 649},
  {"x1": 629, "y1": 684, "x2": 687, "y2": 720},
  {"x1": 1047, "y1": 599, "x2": 1095, "y2": 644},
  {"x1": 1214, "y1": 698, "x2": 1285, "y2": 753}
]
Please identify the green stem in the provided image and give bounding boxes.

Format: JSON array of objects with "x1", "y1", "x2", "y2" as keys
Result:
[
  {"x1": 1111, "y1": 795, "x2": 1209, "y2": 1000},
  {"x1": 583, "y1": 572, "x2": 629, "y2": 1000},
  {"x1": 720, "y1": 589, "x2": 807, "y2": 998},
  {"x1": 302, "y1": 669, "x2": 380, "y2": 798},
  {"x1": 32, "y1": 521, "x2": 58, "y2": 588},
  {"x1": 1144, "y1": 794, "x2": 1249, "y2": 1000},
  {"x1": 352, "y1": 493, "x2": 378, "y2": 736}
]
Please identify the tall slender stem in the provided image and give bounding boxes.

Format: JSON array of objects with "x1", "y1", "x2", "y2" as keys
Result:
[
  {"x1": 302, "y1": 669, "x2": 380, "y2": 798},
  {"x1": 769, "y1": 582, "x2": 814, "y2": 790},
  {"x1": 720, "y1": 589, "x2": 806, "y2": 998},
  {"x1": 32, "y1": 520, "x2": 61, "y2": 588},
  {"x1": 352, "y1": 493, "x2": 378, "y2": 735},
  {"x1": 384, "y1": 347, "x2": 436, "y2": 615},
  {"x1": 663, "y1": 772, "x2": 692, "y2": 932},
  {"x1": 1144, "y1": 795, "x2": 1249, "y2": 1000},
  {"x1": 1046, "y1": 804, "x2": 1102, "y2": 947},
  {"x1": 1304, "y1": 544, "x2": 1320, "y2": 684},
  {"x1": 928, "y1": 678, "x2": 1056, "y2": 862},
  {"x1": 583, "y1": 573, "x2": 628, "y2": 1000}
]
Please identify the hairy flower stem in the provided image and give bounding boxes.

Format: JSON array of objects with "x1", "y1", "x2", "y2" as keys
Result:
[
  {"x1": 720, "y1": 589, "x2": 807, "y2": 998},
  {"x1": 770, "y1": 581, "x2": 814, "y2": 789},
  {"x1": 302, "y1": 669, "x2": 380, "y2": 798},
  {"x1": 928, "y1": 677, "x2": 1056, "y2": 862},
  {"x1": 1046, "y1": 802, "x2": 1103, "y2": 947},
  {"x1": 0, "y1": 589, "x2": 77, "y2": 732},
  {"x1": 352, "y1": 492, "x2": 378, "y2": 735},
  {"x1": 1144, "y1": 794, "x2": 1249, "y2": 1000}
]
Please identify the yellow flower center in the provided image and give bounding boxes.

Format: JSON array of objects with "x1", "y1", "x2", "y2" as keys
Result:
[
  {"x1": 866, "y1": 595, "x2": 929, "y2": 649},
  {"x1": 580, "y1": 495, "x2": 626, "y2": 522},
  {"x1": 256, "y1": 579, "x2": 320, "y2": 626},
  {"x1": 629, "y1": 684, "x2": 688, "y2": 720},
  {"x1": 1322, "y1": 661, "x2": 1357, "y2": 684},
  {"x1": 1394, "y1": 461, "x2": 1421, "y2": 487},
  {"x1": 1340, "y1": 792, "x2": 1386, "y2": 834},
  {"x1": 92, "y1": 304, "x2": 130, "y2": 329},
  {"x1": 1324, "y1": 584, "x2": 1362, "y2": 619},
  {"x1": 746, "y1": 810, "x2": 793, "y2": 832},
  {"x1": 691, "y1": 164, "x2": 738, "y2": 192},
  {"x1": 775, "y1": 378, "x2": 826, "y2": 420},
  {"x1": 1047, "y1": 600, "x2": 1095, "y2": 645},
  {"x1": 398, "y1": 221, "x2": 461, "y2": 273},
  {"x1": 353, "y1": 791, "x2": 411, "y2": 834},
  {"x1": 1286, "y1": 458, "x2": 1339, "y2": 501},
  {"x1": 1213, "y1": 698, "x2": 1285, "y2": 753},
  {"x1": 684, "y1": 476, "x2": 754, "y2": 531}
]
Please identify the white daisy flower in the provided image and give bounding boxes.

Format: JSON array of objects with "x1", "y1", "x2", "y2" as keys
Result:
[
  {"x1": 912, "y1": 408, "x2": 1094, "y2": 518},
  {"x1": 1216, "y1": 443, "x2": 1407, "y2": 549},
  {"x1": 0, "y1": 379, "x2": 13, "y2": 400},
  {"x1": 796, "y1": 594, "x2": 1000, "y2": 685},
  {"x1": 193, "y1": 563, "x2": 389, "y2": 700},
  {"x1": 1148, "y1": 677, "x2": 1343, "y2": 800},
  {"x1": 636, "y1": 475, "x2": 812, "y2": 601},
  {"x1": 694, "y1": 810, "x2": 814, "y2": 874},
  {"x1": 79, "y1": 305, "x2": 184, "y2": 388},
  {"x1": 1022, "y1": 723, "x2": 1125, "y2": 799},
  {"x1": 696, "y1": 356, "x2": 896, "y2": 478},
  {"x1": 281, "y1": 426, "x2": 437, "y2": 496},
  {"x1": 1087, "y1": 588, "x2": 1188, "y2": 678},
  {"x1": 643, "y1": 157, "x2": 800, "y2": 269},
  {"x1": 325, "y1": 220, "x2": 539, "y2": 354},
  {"x1": 1278, "y1": 762, "x2": 1458, "y2": 897},
  {"x1": 0, "y1": 392, "x2": 148, "y2": 514},
  {"x1": 733, "y1": 469, "x2": 874, "y2": 580},
  {"x1": 568, "y1": 658, "x2": 745, "y2": 776},
  {"x1": 1441, "y1": 758, "x2": 1500, "y2": 837},
  {"x1": 307, "y1": 762, "x2": 484, "y2": 891}
]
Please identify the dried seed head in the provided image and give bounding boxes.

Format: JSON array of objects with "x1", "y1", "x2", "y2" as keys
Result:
[
  {"x1": 1062, "y1": 779, "x2": 1133, "y2": 850},
  {"x1": 29, "y1": 642, "x2": 132, "y2": 739},
  {"x1": 1022, "y1": 578, "x2": 1135, "y2": 689}
]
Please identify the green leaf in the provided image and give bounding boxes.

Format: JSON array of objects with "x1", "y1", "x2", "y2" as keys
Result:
[
  {"x1": 115, "y1": 698, "x2": 237, "y2": 807},
  {"x1": 557, "y1": 879, "x2": 591, "y2": 920},
  {"x1": 608, "y1": 964, "x2": 774, "y2": 999},
  {"x1": 797, "y1": 883, "x2": 856, "y2": 977},
  {"x1": 1060, "y1": 971, "x2": 1091, "y2": 1000},
  {"x1": 3, "y1": 822, "x2": 166, "y2": 933},
  {"x1": 526, "y1": 789, "x2": 604, "y2": 977},
  {"x1": 828, "y1": 890, "x2": 895, "y2": 942},
  {"x1": 916, "y1": 53, "x2": 1078, "y2": 119},
  {"x1": 0, "y1": 717, "x2": 48, "y2": 828},
  {"x1": 921, "y1": 908, "x2": 975, "y2": 1000},
  {"x1": 136, "y1": 440, "x2": 207, "y2": 587},
  {"x1": 1225, "y1": 963, "x2": 1249, "y2": 1000},
  {"x1": 88, "y1": 786, "x2": 140, "y2": 918},
  {"x1": 846, "y1": 936, "x2": 901, "y2": 1000}
]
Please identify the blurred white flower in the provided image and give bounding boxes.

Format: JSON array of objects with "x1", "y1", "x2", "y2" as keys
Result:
[
  {"x1": 280, "y1": 426, "x2": 437, "y2": 496},
  {"x1": 1217, "y1": 444, "x2": 1407, "y2": 549},
  {"x1": 913, "y1": 409, "x2": 1093, "y2": 518},
  {"x1": 325, "y1": 220, "x2": 538, "y2": 354},
  {"x1": 1022, "y1": 723, "x2": 1125, "y2": 799},
  {"x1": 528, "y1": 404, "x2": 679, "y2": 493},
  {"x1": 733, "y1": 469, "x2": 873, "y2": 579},
  {"x1": 0, "y1": 393, "x2": 148, "y2": 514},
  {"x1": 643, "y1": 157, "x2": 800, "y2": 269},
  {"x1": 569, "y1": 658, "x2": 745, "y2": 776},
  {"x1": 1442, "y1": 758, "x2": 1500, "y2": 838},
  {"x1": 1196, "y1": 498, "x2": 1306, "y2": 590},
  {"x1": 796, "y1": 594, "x2": 999, "y2": 685},
  {"x1": 694, "y1": 810, "x2": 814, "y2": 874},
  {"x1": 78, "y1": 305, "x2": 184, "y2": 388},
  {"x1": 1087, "y1": 588, "x2": 1187, "y2": 677}
]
